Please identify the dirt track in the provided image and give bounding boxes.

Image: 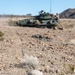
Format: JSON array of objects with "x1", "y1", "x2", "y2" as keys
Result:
[{"x1": 0, "y1": 18, "x2": 75, "y2": 75}]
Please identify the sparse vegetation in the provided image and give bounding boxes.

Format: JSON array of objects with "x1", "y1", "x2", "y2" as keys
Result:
[
  {"x1": 8, "y1": 19, "x2": 17, "y2": 26},
  {"x1": 69, "y1": 64, "x2": 74, "y2": 73},
  {"x1": 61, "y1": 63, "x2": 75, "y2": 75},
  {"x1": 0, "y1": 31, "x2": 4, "y2": 37},
  {"x1": 0, "y1": 31, "x2": 4, "y2": 41},
  {"x1": 19, "y1": 54, "x2": 39, "y2": 69}
]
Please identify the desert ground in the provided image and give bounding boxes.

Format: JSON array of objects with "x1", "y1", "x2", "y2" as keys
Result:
[{"x1": 0, "y1": 17, "x2": 75, "y2": 75}]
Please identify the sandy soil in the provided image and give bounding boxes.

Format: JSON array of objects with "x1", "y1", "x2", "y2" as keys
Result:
[{"x1": 0, "y1": 18, "x2": 75, "y2": 75}]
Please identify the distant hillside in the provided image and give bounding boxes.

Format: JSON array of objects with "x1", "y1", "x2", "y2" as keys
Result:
[{"x1": 59, "y1": 8, "x2": 75, "y2": 18}]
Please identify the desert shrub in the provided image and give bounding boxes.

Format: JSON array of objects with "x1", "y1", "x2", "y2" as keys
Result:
[
  {"x1": 62, "y1": 63, "x2": 75, "y2": 74},
  {"x1": 69, "y1": 64, "x2": 74, "y2": 73},
  {"x1": 8, "y1": 19, "x2": 17, "y2": 26},
  {"x1": 0, "y1": 31, "x2": 4, "y2": 41},
  {"x1": 0, "y1": 31, "x2": 4, "y2": 37},
  {"x1": 20, "y1": 54, "x2": 39, "y2": 69}
]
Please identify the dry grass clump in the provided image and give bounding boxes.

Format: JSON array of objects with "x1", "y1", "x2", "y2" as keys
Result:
[
  {"x1": 19, "y1": 54, "x2": 39, "y2": 69},
  {"x1": 59, "y1": 64, "x2": 75, "y2": 75},
  {"x1": 8, "y1": 19, "x2": 17, "y2": 26},
  {"x1": 0, "y1": 31, "x2": 4, "y2": 37},
  {"x1": 0, "y1": 31, "x2": 4, "y2": 41},
  {"x1": 16, "y1": 54, "x2": 41, "y2": 75},
  {"x1": 69, "y1": 64, "x2": 74, "y2": 73}
]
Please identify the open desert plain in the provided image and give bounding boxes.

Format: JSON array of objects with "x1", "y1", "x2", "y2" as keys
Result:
[{"x1": 0, "y1": 17, "x2": 75, "y2": 75}]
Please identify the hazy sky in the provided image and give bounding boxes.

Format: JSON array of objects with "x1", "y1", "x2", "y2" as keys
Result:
[{"x1": 0, "y1": 0, "x2": 75, "y2": 15}]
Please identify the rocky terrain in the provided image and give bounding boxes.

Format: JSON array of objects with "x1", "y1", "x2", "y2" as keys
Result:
[
  {"x1": 0, "y1": 18, "x2": 75, "y2": 75},
  {"x1": 59, "y1": 8, "x2": 75, "y2": 18}
]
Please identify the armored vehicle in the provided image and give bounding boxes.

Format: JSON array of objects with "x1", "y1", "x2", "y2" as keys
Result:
[{"x1": 16, "y1": 10, "x2": 59, "y2": 28}]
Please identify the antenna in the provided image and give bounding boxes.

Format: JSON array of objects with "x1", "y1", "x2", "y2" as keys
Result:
[{"x1": 50, "y1": 0, "x2": 52, "y2": 14}]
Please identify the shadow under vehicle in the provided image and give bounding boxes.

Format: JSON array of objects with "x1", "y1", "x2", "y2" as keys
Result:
[{"x1": 16, "y1": 10, "x2": 59, "y2": 28}]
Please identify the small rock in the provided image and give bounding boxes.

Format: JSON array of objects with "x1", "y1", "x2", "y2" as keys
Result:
[
  {"x1": 68, "y1": 39, "x2": 75, "y2": 45},
  {"x1": 28, "y1": 70, "x2": 43, "y2": 75},
  {"x1": 44, "y1": 65, "x2": 50, "y2": 73}
]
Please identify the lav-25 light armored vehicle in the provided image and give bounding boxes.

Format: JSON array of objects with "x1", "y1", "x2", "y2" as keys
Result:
[{"x1": 16, "y1": 10, "x2": 59, "y2": 28}]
